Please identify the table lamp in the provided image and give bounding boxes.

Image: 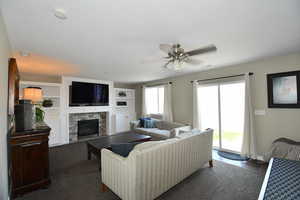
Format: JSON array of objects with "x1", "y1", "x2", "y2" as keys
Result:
[{"x1": 23, "y1": 87, "x2": 44, "y2": 123}]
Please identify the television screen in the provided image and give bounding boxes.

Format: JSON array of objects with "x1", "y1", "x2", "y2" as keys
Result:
[{"x1": 70, "y1": 81, "x2": 109, "y2": 106}]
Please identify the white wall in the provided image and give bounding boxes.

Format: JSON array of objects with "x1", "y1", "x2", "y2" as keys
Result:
[
  {"x1": 134, "y1": 52, "x2": 300, "y2": 157},
  {"x1": 0, "y1": 10, "x2": 12, "y2": 200}
]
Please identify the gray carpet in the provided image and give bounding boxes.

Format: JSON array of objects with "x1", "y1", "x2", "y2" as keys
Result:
[{"x1": 18, "y1": 141, "x2": 266, "y2": 200}]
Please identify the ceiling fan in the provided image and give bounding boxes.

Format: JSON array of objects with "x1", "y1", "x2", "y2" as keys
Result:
[{"x1": 159, "y1": 44, "x2": 217, "y2": 70}]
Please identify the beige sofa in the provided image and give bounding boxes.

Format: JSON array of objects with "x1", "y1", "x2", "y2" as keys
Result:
[
  {"x1": 101, "y1": 128, "x2": 213, "y2": 200},
  {"x1": 130, "y1": 119, "x2": 191, "y2": 140}
]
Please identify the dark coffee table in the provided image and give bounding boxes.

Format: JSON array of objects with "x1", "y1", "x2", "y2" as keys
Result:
[{"x1": 86, "y1": 131, "x2": 151, "y2": 170}]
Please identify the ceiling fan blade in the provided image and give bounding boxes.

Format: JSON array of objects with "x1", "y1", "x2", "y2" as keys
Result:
[
  {"x1": 163, "y1": 59, "x2": 173, "y2": 69},
  {"x1": 185, "y1": 44, "x2": 217, "y2": 56},
  {"x1": 159, "y1": 44, "x2": 172, "y2": 54}
]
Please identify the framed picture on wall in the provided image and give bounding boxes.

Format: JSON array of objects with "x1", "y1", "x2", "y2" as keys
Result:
[{"x1": 267, "y1": 70, "x2": 300, "y2": 108}]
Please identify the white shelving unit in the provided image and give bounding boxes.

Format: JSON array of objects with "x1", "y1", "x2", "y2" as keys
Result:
[
  {"x1": 114, "y1": 88, "x2": 136, "y2": 132},
  {"x1": 19, "y1": 81, "x2": 63, "y2": 147}
]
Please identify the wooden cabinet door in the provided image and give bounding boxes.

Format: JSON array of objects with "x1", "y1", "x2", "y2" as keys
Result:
[
  {"x1": 21, "y1": 141, "x2": 49, "y2": 185},
  {"x1": 12, "y1": 139, "x2": 49, "y2": 189}
]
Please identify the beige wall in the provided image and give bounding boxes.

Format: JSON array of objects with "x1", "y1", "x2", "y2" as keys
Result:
[
  {"x1": 114, "y1": 82, "x2": 136, "y2": 89},
  {"x1": 20, "y1": 72, "x2": 61, "y2": 83},
  {"x1": 0, "y1": 11, "x2": 12, "y2": 200},
  {"x1": 134, "y1": 52, "x2": 300, "y2": 156}
]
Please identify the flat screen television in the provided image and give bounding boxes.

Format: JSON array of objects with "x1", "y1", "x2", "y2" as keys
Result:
[{"x1": 70, "y1": 81, "x2": 109, "y2": 106}]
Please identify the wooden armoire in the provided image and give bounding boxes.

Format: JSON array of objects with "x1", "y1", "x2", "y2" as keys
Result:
[{"x1": 7, "y1": 58, "x2": 51, "y2": 198}]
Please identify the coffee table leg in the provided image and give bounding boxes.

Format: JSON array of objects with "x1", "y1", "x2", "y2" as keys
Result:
[
  {"x1": 87, "y1": 144, "x2": 91, "y2": 160},
  {"x1": 97, "y1": 152, "x2": 101, "y2": 171}
]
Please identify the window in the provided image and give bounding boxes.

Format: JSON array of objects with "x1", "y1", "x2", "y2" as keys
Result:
[{"x1": 145, "y1": 86, "x2": 164, "y2": 114}]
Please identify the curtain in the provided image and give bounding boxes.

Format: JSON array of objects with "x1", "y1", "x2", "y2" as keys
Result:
[
  {"x1": 241, "y1": 73, "x2": 257, "y2": 159},
  {"x1": 192, "y1": 81, "x2": 201, "y2": 129},
  {"x1": 163, "y1": 83, "x2": 173, "y2": 122},
  {"x1": 141, "y1": 86, "x2": 147, "y2": 117}
]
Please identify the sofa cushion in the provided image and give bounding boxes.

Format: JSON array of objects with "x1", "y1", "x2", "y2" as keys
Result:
[
  {"x1": 155, "y1": 121, "x2": 184, "y2": 130},
  {"x1": 136, "y1": 128, "x2": 170, "y2": 139},
  {"x1": 147, "y1": 129, "x2": 170, "y2": 139},
  {"x1": 110, "y1": 142, "x2": 140, "y2": 157}
]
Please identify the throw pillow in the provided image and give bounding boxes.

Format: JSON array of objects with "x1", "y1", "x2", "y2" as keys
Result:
[
  {"x1": 139, "y1": 117, "x2": 151, "y2": 127},
  {"x1": 110, "y1": 142, "x2": 140, "y2": 157},
  {"x1": 144, "y1": 119, "x2": 156, "y2": 128}
]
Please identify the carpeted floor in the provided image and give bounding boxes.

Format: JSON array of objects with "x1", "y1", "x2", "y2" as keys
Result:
[{"x1": 18, "y1": 141, "x2": 267, "y2": 200}]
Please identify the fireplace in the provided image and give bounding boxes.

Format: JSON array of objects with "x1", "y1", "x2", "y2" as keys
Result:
[
  {"x1": 69, "y1": 112, "x2": 106, "y2": 142},
  {"x1": 78, "y1": 119, "x2": 99, "y2": 137}
]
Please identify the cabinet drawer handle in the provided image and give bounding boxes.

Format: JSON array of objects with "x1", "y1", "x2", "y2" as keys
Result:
[{"x1": 21, "y1": 142, "x2": 42, "y2": 147}]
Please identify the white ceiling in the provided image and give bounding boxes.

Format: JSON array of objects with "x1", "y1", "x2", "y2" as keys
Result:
[{"x1": 1, "y1": 0, "x2": 300, "y2": 83}]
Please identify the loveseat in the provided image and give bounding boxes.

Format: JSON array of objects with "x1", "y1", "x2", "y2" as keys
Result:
[
  {"x1": 130, "y1": 118, "x2": 191, "y2": 140},
  {"x1": 101, "y1": 128, "x2": 213, "y2": 200}
]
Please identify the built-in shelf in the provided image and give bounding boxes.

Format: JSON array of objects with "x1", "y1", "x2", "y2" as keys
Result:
[
  {"x1": 43, "y1": 96, "x2": 60, "y2": 98},
  {"x1": 115, "y1": 97, "x2": 134, "y2": 100},
  {"x1": 19, "y1": 81, "x2": 62, "y2": 147},
  {"x1": 42, "y1": 107, "x2": 59, "y2": 110}
]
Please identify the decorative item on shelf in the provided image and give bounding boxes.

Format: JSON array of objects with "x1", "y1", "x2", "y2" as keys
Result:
[
  {"x1": 42, "y1": 99, "x2": 53, "y2": 107},
  {"x1": 23, "y1": 86, "x2": 44, "y2": 123},
  {"x1": 118, "y1": 91, "x2": 126, "y2": 97}
]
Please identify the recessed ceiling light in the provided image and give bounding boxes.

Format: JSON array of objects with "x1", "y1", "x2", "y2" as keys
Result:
[
  {"x1": 19, "y1": 51, "x2": 30, "y2": 57},
  {"x1": 54, "y1": 8, "x2": 67, "y2": 20}
]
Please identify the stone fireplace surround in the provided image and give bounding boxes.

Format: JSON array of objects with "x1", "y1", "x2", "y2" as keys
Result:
[{"x1": 69, "y1": 112, "x2": 106, "y2": 142}]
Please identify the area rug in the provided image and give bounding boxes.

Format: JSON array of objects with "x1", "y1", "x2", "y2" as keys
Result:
[{"x1": 218, "y1": 150, "x2": 250, "y2": 161}]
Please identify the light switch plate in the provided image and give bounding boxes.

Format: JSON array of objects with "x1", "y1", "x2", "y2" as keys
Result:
[{"x1": 254, "y1": 110, "x2": 266, "y2": 116}]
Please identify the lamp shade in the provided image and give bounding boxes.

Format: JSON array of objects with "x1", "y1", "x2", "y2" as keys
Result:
[{"x1": 23, "y1": 87, "x2": 43, "y2": 102}]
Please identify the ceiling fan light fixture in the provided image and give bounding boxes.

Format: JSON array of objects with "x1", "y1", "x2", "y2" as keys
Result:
[
  {"x1": 54, "y1": 8, "x2": 67, "y2": 20},
  {"x1": 166, "y1": 59, "x2": 183, "y2": 70}
]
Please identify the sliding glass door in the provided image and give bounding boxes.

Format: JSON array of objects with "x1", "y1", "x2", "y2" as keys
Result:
[{"x1": 198, "y1": 80, "x2": 245, "y2": 153}]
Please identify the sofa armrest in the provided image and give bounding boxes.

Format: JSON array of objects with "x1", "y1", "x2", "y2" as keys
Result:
[
  {"x1": 130, "y1": 120, "x2": 140, "y2": 130},
  {"x1": 101, "y1": 149, "x2": 137, "y2": 200},
  {"x1": 102, "y1": 148, "x2": 126, "y2": 163}
]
